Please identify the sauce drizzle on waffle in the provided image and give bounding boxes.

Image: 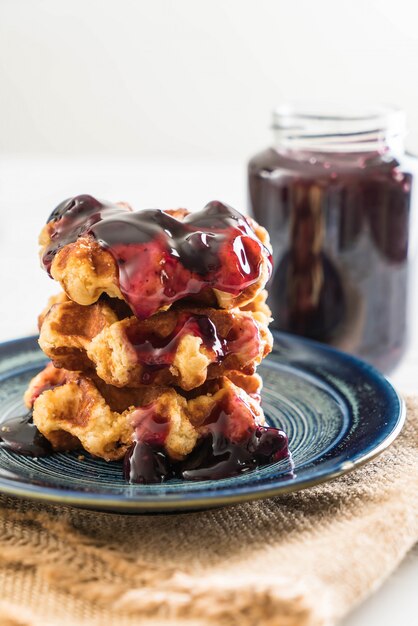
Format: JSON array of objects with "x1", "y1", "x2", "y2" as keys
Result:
[{"x1": 42, "y1": 195, "x2": 273, "y2": 319}]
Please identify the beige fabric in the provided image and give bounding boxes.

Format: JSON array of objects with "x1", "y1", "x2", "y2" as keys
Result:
[{"x1": 0, "y1": 396, "x2": 417, "y2": 626}]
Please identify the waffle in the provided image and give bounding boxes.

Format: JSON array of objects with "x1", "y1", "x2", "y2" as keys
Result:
[
  {"x1": 25, "y1": 363, "x2": 265, "y2": 463},
  {"x1": 38, "y1": 292, "x2": 273, "y2": 390},
  {"x1": 15, "y1": 195, "x2": 287, "y2": 483},
  {"x1": 39, "y1": 196, "x2": 273, "y2": 319}
]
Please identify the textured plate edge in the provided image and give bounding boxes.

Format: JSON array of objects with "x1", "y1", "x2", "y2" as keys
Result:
[
  {"x1": 0, "y1": 393, "x2": 405, "y2": 512},
  {"x1": 0, "y1": 336, "x2": 407, "y2": 512}
]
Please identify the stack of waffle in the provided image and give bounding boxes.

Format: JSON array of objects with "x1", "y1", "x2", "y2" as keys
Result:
[{"x1": 25, "y1": 196, "x2": 288, "y2": 483}]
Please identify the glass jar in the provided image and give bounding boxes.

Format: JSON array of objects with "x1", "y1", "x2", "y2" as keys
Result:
[{"x1": 248, "y1": 104, "x2": 415, "y2": 372}]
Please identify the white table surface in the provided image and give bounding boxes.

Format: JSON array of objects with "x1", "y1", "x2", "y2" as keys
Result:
[{"x1": 0, "y1": 157, "x2": 417, "y2": 625}]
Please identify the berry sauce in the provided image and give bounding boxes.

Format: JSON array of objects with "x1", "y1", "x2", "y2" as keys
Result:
[
  {"x1": 42, "y1": 195, "x2": 272, "y2": 320},
  {"x1": 248, "y1": 147, "x2": 413, "y2": 371},
  {"x1": 0, "y1": 412, "x2": 53, "y2": 457},
  {"x1": 123, "y1": 406, "x2": 172, "y2": 483},
  {"x1": 124, "y1": 397, "x2": 288, "y2": 484},
  {"x1": 125, "y1": 312, "x2": 258, "y2": 383},
  {"x1": 126, "y1": 314, "x2": 223, "y2": 383}
]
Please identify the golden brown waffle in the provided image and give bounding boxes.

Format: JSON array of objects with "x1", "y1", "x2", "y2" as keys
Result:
[
  {"x1": 25, "y1": 364, "x2": 265, "y2": 462},
  {"x1": 239, "y1": 289, "x2": 273, "y2": 324},
  {"x1": 39, "y1": 293, "x2": 273, "y2": 390},
  {"x1": 39, "y1": 206, "x2": 272, "y2": 316},
  {"x1": 20, "y1": 197, "x2": 282, "y2": 484}
]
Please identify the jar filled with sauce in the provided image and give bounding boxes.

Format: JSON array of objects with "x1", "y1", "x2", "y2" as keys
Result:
[{"x1": 248, "y1": 104, "x2": 415, "y2": 372}]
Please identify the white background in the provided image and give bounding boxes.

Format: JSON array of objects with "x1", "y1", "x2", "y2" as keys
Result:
[
  {"x1": 1, "y1": 0, "x2": 418, "y2": 158},
  {"x1": 0, "y1": 2, "x2": 417, "y2": 625}
]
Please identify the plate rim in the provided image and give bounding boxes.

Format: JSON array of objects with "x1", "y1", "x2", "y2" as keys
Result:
[{"x1": 0, "y1": 334, "x2": 406, "y2": 512}]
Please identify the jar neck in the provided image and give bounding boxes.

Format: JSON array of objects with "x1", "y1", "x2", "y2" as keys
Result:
[{"x1": 272, "y1": 104, "x2": 406, "y2": 156}]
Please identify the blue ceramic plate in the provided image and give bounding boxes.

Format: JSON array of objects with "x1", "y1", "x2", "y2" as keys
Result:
[{"x1": 0, "y1": 333, "x2": 405, "y2": 512}]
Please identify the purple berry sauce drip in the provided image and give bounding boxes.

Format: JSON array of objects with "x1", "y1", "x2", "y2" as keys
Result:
[
  {"x1": 42, "y1": 195, "x2": 272, "y2": 320},
  {"x1": 124, "y1": 398, "x2": 289, "y2": 484}
]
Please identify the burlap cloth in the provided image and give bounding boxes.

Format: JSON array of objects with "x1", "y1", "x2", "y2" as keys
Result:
[{"x1": 0, "y1": 395, "x2": 417, "y2": 626}]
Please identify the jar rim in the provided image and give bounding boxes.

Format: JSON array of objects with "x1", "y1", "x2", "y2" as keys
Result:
[{"x1": 272, "y1": 102, "x2": 406, "y2": 152}]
